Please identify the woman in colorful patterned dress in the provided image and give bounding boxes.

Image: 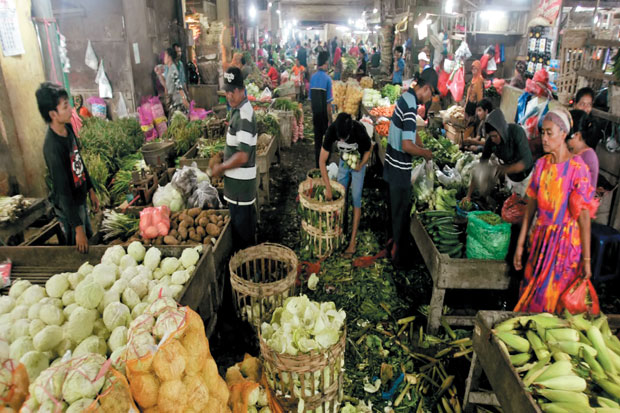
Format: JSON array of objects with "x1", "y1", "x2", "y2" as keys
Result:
[{"x1": 513, "y1": 108, "x2": 598, "y2": 313}]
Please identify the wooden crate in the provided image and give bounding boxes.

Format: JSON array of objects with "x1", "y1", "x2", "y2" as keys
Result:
[
  {"x1": 0, "y1": 245, "x2": 220, "y2": 337},
  {"x1": 0, "y1": 198, "x2": 51, "y2": 246},
  {"x1": 256, "y1": 134, "x2": 277, "y2": 175},
  {"x1": 410, "y1": 215, "x2": 510, "y2": 333},
  {"x1": 179, "y1": 143, "x2": 210, "y2": 171}
]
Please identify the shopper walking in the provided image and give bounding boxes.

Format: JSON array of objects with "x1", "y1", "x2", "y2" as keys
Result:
[
  {"x1": 384, "y1": 69, "x2": 437, "y2": 267},
  {"x1": 211, "y1": 67, "x2": 257, "y2": 251},
  {"x1": 392, "y1": 46, "x2": 405, "y2": 86},
  {"x1": 514, "y1": 107, "x2": 598, "y2": 313},
  {"x1": 35, "y1": 82, "x2": 100, "y2": 253},
  {"x1": 309, "y1": 51, "x2": 334, "y2": 168}
]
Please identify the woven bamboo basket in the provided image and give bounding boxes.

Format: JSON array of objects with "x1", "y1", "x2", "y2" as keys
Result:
[
  {"x1": 271, "y1": 110, "x2": 293, "y2": 148},
  {"x1": 298, "y1": 179, "x2": 345, "y2": 258},
  {"x1": 259, "y1": 327, "x2": 346, "y2": 412},
  {"x1": 230, "y1": 243, "x2": 298, "y2": 329}
]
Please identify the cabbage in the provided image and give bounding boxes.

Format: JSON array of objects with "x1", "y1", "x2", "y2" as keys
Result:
[
  {"x1": 62, "y1": 290, "x2": 75, "y2": 306},
  {"x1": 73, "y1": 336, "x2": 107, "y2": 357},
  {"x1": 307, "y1": 273, "x2": 319, "y2": 291},
  {"x1": 110, "y1": 278, "x2": 128, "y2": 294},
  {"x1": 18, "y1": 285, "x2": 46, "y2": 306},
  {"x1": 62, "y1": 353, "x2": 106, "y2": 403},
  {"x1": 8, "y1": 279, "x2": 31, "y2": 299},
  {"x1": 45, "y1": 273, "x2": 69, "y2": 298},
  {"x1": 63, "y1": 303, "x2": 79, "y2": 318},
  {"x1": 144, "y1": 247, "x2": 162, "y2": 270},
  {"x1": 160, "y1": 257, "x2": 180, "y2": 275},
  {"x1": 169, "y1": 284, "x2": 183, "y2": 299},
  {"x1": 27, "y1": 302, "x2": 43, "y2": 320},
  {"x1": 10, "y1": 319, "x2": 29, "y2": 341},
  {"x1": 55, "y1": 338, "x2": 74, "y2": 358},
  {"x1": 0, "y1": 295, "x2": 15, "y2": 315},
  {"x1": 101, "y1": 245, "x2": 125, "y2": 266},
  {"x1": 136, "y1": 265, "x2": 152, "y2": 280},
  {"x1": 146, "y1": 297, "x2": 177, "y2": 316},
  {"x1": 29, "y1": 318, "x2": 46, "y2": 337},
  {"x1": 39, "y1": 304, "x2": 65, "y2": 326},
  {"x1": 171, "y1": 269, "x2": 190, "y2": 285},
  {"x1": 125, "y1": 330, "x2": 156, "y2": 359},
  {"x1": 153, "y1": 183, "x2": 184, "y2": 212},
  {"x1": 33, "y1": 325, "x2": 63, "y2": 352},
  {"x1": 74, "y1": 279, "x2": 104, "y2": 309},
  {"x1": 10, "y1": 336, "x2": 34, "y2": 360},
  {"x1": 128, "y1": 275, "x2": 148, "y2": 298},
  {"x1": 180, "y1": 247, "x2": 201, "y2": 269},
  {"x1": 91, "y1": 263, "x2": 117, "y2": 289},
  {"x1": 110, "y1": 345, "x2": 126, "y2": 374},
  {"x1": 65, "y1": 306, "x2": 97, "y2": 342},
  {"x1": 132, "y1": 302, "x2": 148, "y2": 318},
  {"x1": 68, "y1": 271, "x2": 85, "y2": 289},
  {"x1": 153, "y1": 268, "x2": 165, "y2": 280},
  {"x1": 40, "y1": 297, "x2": 62, "y2": 308},
  {"x1": 122, "y1": 288, "x2": 140, "y2": 309},
  {"x1": 130, "y1": 314, "x2": 155, "y2": 333},
  {"x1": 0, "y1": 322, "x2": 9, "y2": 340},
  {"x1": 108, "y1": 326, "x2": 128, "y2": 352},
  {"x1": 10, "y1": 304, "x2": 28, "y2": 321},
  {"x1": 103, "y1": 302, "x2": 130, "y2": 330},
  {"x1": 20, "y1": 351, "x2": 49, "y2": 380},
  {"x1": 93, "y1": 319, "x2": 110, "y2": 341},
  {"x1": 120, "y1": 265, "x2": 138, "y2": 281},
  {"x1": 67, "y1": 398, "x2": 97, "y2": 413},
  {"x1": 0, "y1": 339, "x2": 8, "y2": 359},
  {"x1": 153, "y1": 308, "x2": 185, "y2": 340},
  {"x1": 99, "y1": 289, "x2": 120, "y2": 313},
  {"x1": 119, "y1": 254, "x2": 137, "y2": 273},
  {"x1": 128, "y1": 241, "x2": 146, "y2": 263}
]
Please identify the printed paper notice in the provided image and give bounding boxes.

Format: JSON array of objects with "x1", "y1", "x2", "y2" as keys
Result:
[
  {"x1": 0, "y1": 0, "x2": 24, "y2": 57},
  {"x1": 133, "y1": 42, "x2": 140, "y2": 65}
]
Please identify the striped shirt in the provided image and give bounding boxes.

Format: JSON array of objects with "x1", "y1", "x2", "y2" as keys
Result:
[
  {"x1": 383, "y1": 88, "x2": 417, "y2": 187},
  {"x1": 224, "y1": 99, "x2": 257, "y2": 205}
]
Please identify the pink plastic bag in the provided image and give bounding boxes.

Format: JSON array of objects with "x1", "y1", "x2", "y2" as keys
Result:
[
  {"x1": 87, "y1": 97, "x2": 107, "y2": 119},
  {"x1": 492, "y1": 78, "x2": 505, "y2": 95},
  {"x1": 448, "y1": 67, "x2": 465, "y2": 102},
  {"x1": 149, "y1": 96, "x2": 166, "y2": 122},
  {"x1": 189, "y1": 101, "x2": 208, "y2": 121},
  {"x1": 139, "y1": 206, "x2": 170, "y2": 239},
  {"x1": 138, "y1": 105, "x2": 158, "y2": 142}
]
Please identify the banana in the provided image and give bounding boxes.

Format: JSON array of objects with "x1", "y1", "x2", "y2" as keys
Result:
[
  {"x1": 535, "y1": 376, "x2": 587, "y2": 392},
  {"x1": 588, "y1": 326, "x2": 617, "y2": 375}
]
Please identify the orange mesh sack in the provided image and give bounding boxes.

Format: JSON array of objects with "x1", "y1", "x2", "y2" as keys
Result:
[
  {"x1": 124, "y1": 298, "x2": 231, "y2": 413},
  {"x1": 225, "y1": 354, "x2": 281, "y2": 413},
  {"x1": 19, "y1": 352, "x2": 136, "y2": 413},
  {"x1": 0, "y1": 356, "x2": 29, "y2": 411}
]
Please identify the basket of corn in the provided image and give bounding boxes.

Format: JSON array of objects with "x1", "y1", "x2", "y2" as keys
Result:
[
  {"x1": 298, "y1": 179, "x2": 345, "y2": 258},
  {"x1": 229, "y1": 243, "x2": 298, "y2": 330}
]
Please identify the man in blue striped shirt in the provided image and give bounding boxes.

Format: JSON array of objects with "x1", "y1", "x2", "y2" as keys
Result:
[{"x1": 384, "y1": 68, "x2": 438, "y2": 266}]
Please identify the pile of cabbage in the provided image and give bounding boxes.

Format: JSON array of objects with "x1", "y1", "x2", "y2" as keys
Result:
[
  {"x1": 361, "y1": 89, "x2": 384, "y2": 108},
  {"x1": 21, "y1": 353, "x2": 134, "y2": 412},
  {"x1": 0, "y1": 242, "x2": 202, "y2": 382},
  {"x1": 260, "y1": 295, "x2": 345, "y2": 356}
]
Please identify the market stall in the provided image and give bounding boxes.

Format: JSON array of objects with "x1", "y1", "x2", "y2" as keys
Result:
[{"x1": 0, "y1": 197, "x2": 53, "y2": 246}]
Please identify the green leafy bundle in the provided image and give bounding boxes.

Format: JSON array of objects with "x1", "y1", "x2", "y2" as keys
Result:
[
  {"x1": 256, "y1": 112, "x2": 281, "y2": 140},
  {"x1": 163, "y1": 112, "x2": 205, "y2": 155}
]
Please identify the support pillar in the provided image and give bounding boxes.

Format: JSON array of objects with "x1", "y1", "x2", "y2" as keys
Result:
[{"x1": 216, "y1": 0, "x2": 231, "y2": 48}]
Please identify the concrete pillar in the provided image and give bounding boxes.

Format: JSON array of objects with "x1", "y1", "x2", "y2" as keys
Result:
[
  {"x1": 0, "y1": 0, "x2": 48, "y2": 197},
  {"x1": 31, "y1": 0, "x2": 64, "y2": 86},
  {"x1": 216, "y1": 0, "x2": 231, "y2": 48}
]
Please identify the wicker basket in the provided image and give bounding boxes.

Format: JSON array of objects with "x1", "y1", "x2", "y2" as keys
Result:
[
  {"x1": 298, "y1": 179, "x2": 345, "y2": 258},
  {"x1": 259, "y1": 327, "x2": 346, "y2": 412},
  {"x1": 230, "y1": 243, "x2": 298, "y2": 329},
  {"x1": 271, "y1": 110, "x2": 293, "y2": 148}
]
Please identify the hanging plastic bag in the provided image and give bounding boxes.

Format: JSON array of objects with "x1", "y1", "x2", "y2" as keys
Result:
[
  {"x1": 116, "y1": 92, "x2": 129, "y2": 119},
  {"x1": 85, "y1": 40, "x2": 98, "y2": 71},
  {"x1": 448, "y1": 66, "x2": 465, "y2": 102},
  {"x1": 188, "y1": 181, "x2": 222, "y2": 209},
  {"x1": 188, "y1": 101, "x2": 208, "y2": 121},
  {"x1": 96, "y1": 59, "x2": 113, "y2": 99},
  {"x1": 455, "y1": 41, "x2": 472, "y2": 61},
  {"x1": 260, "y1": 87, "x2": 272, "y2": 102},
  {"x1": 138, "y1": 105, "x2": 158, "y2": 141},
  {"x1": 501, "y1": 193, "x2": 527, "y2": 224},
  {"x1": 87, "y1": 96, "x2": 107, "y2": 119},
  {"x1": 557, "y1": 277, "x2": 600, "y2": 316},
  {"x1": 437, "y1": 69, "x2": 450, "y2": 98}
]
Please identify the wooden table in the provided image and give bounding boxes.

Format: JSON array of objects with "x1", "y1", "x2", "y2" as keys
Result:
[
  {"x1": 410, "y1": 215, "x2": 511, "y2": 334},
  {"x1": 0, "y1": 198, "x2": 51, "y2": 246},
  {"x1": 256, "y1": 134, "x2": 277, "y2": 205}
]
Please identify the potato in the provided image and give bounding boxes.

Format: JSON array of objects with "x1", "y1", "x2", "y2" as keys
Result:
[
  {"x1": 203, "y1": 236, "x2": 212, "y2": 245},
  {"x1": 198, "y1": 217, "x2": 209, "y2": 228},
  {"x1": 196, "y1": 226, "x2": 206, "y2": 239},
  {"x1": 164, "y1": 236, "x2": 179, "y2": 245},
  {"x1": 187, "y1": 208, "x2": 201, "y2": 218},
  {"x1": 169, "y1": 229, "x2": 179, "y2": 239},
  {"x1": 206, "y1": 223, "x2": 220, "y2": 237},
  {"x1": 153, "y1": 236, "x2": 163, "y2": 245},
  {"x1": 178, "y1": 227, "x2": 188, "y2": 241},
  {"x1": 217, "y1": 220, "x2": 224, "y2": 228},
  {"x1": 182, "y1": 215, "x2": 194, "y2": 227},
  {"x1": 208, "y1": 215, "x2": 219, "y2": 224},
  {"x1": 170, "y1": 212, "x2": 180, "y2": 222},
  {"x1": 189, "y1": 229, "x2": 201, "y2": 242},
  {"x1": 198, "y1": 211, "x2": 209, "y2": 220}
]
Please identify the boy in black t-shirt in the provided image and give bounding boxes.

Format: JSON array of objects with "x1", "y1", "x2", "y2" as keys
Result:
[
  {"x1": 36, "y1": 82, "x2": 99, "y2": 253},
  {"x1": 319, "y1": 113, "x2": 372, "y2": 257}
]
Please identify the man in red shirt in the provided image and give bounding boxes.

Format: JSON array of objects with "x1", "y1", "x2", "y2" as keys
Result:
[{"x1": 266, "y1": 58, "x2": 279, "y2": 88}]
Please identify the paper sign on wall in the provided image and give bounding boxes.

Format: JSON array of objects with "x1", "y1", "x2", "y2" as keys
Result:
[
  {"x1": 133, "y1": 42, "x2": 140, "y2": 65},
  {"x1": 0, "y1": 0, "x2": 24, "y2": 57}
]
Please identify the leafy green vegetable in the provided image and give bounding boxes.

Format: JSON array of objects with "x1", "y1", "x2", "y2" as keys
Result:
[{"x1": 381, "y1": 84, "x2": 402, "y2": 104}]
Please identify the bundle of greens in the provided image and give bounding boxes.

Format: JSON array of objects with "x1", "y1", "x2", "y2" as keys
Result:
[
  {"x1": 100, "y1": 209, "x2": 139, "y2": 240},
  {"x1": 273, "y1": 98, "x2": 302, "y2": 121},
  {"x1": 197, "y1": 138, "x2": 226, "y2": 159},
  {"x1": 381, "y1": 84, "x2": 402, "y2": 104},
  {"x1": 82, "y1": 152, "x2": 110, "y2": 206},
  {"x1": 418, "y1": 130, "x2": 462, "y2": 167},
  {"x1": 109, "y1": 154, "x2": 147, "y2": 205},
  {"x1": 256, "y1": 112, "x2": 281, "y2": 140},
  {"x1": 163, "y1": 112, "x2": 205, "y2": 155}
]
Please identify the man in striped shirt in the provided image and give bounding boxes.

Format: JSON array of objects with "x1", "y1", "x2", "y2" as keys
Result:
[
  {"x1": 212, "y1": 67, "x2": 257, "y2": 250},
  {"x1": 384, "y1": 68, "x2": 437, "y2": 266}
]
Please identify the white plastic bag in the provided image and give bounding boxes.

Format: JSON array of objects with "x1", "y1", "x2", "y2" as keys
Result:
[
  {"x1": 96, "y1": 60, "x2": 113, "y2": 99},
  {"x1": 455, "y1": 41, "x2": 472, "y2": 62},
  {"x1": 116, "y1": 92, "x2": 128, "y2": 118},
  {"x1": 260, "y1": 87, "x2": 272, "y2": 101},
  {"x1": 85, "y1": 40, "x2": 98, "y2": 71},
  {"x1": 327, "y1": 163, "x2": 339, "y2": 180}
]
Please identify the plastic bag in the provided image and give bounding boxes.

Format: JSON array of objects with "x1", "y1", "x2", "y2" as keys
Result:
[
  {"x1": 96, "y1": 59, "x2": 113, "y2": 99},
  {"x1": 0, "y1": 356, "x2": 29, "y2": 411},
  {"x1": 171, "y1": 164, "x2": 209, "y2": 198},
  {"x1": 327, "y1": 162, "x2": 338, "y2": 180},
  {"x1": 188, "y1": 101, "x2": 208, "y2": 121},
  {"x1": 149, "y1": 96, "x2": 168, "y2": 136},
  {"x1": 140, "y1": 206, "x2": 171, "y2": 239},
  {"x1": 466, "y1": 211, "x2": 511, "y2": 260},
  {"x1": 0, "y1": 259, "x2": 11, "y2": 289},
  {"x1": 436, "y1": 165, "x2": 462, "y2": 188},
  {"x1": 87, "y1": 96, "x2": 107, "y2": 119},
  {"x1": 557, "y1": 277, "x2": 600, "y2": 316},
  {"x1": 116, "y1": 92, "x2": 129, "y2": 119},
  {"x1": 448, "y1": 66, "x2": 465, "y2": 102},
  {"x1": 124, "y1": 300, "x2": 231, "y2": 413},
  {"x1": 501, "y1": 193, "x2": 527, "y2": 224},
  {"x1": 85, "y1": 40, "x2": 98, "y2": 71},
  {"x1": 438, "y1": 69, "x2": 450, "y2": 98},
  {"x1": 138, "y1": 105, "x2": 158, "y2": 141},
  {"x1": 153, "y1": 183, "x2": 185, "y2": 212},
  {"x1": 188, "y1": 181, "x2": 223, "y2": 209},
  {"x1": 260, "y1": 88, "x2": 272, "y2": 101},
  {"x1": 455, "y1": 41, "x2": 472, "y2": 61}
]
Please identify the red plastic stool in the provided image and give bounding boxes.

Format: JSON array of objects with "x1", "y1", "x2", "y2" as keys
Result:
[{"x1": 591, "y1": 222, "x2": 620, "y2": 283}]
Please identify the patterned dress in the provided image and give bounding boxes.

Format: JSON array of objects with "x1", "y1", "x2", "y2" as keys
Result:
[{"x1": 514, "y1": 154, "x2": 598, "y2": 313}]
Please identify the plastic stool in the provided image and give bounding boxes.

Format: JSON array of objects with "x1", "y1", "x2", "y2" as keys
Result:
[{"x1": 591, "y1": 222, "x2": 620, "y2": 283}]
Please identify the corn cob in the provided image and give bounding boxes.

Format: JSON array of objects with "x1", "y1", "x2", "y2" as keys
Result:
[
  {"x1": 588, "y1": 326, "x2": 617, "y2": 375},
  {"x1": 583, "y1": 346, "x2": 606, "y2": 375},
  {"x1": 535, "y1": 389, "x2": 590, "y2": 407},
  {"x1": 592, "y1": 373, "x2": 620, "y2": 399},
  {"x1": 536, "y1": 361, "x2": 575, "y2": 383},
  {"x1": 539, "y1": 402, "x2": 594, "y2": 413},
  {"x1": 511, "y1": 352, "x2": 532, "y2": 366},
  {"x1": 565, "y1": 311, "x2": 593, "y2": 331},
  {"x1": 547, "y1": 329, "x2": 580, "y2": 342},
  {"x1": 495, "y1": 316, "x2": 530, "y2": 332},
  {"x1": 604, "y1": 336, "x2": 620, "y2": 357},
  {"x1": 549, "y1": 341, "x2": 597, "y2": 358},
  {"x1": 517, "y1": 362, "x2": 538, "y2": 374},
  {"x1": 535, "y1": 376, "x2": 587, "y2": 392},
  {"x1": 553, "y1": 350, "x2": 572, "y2": 362},
  {"x1": 598, "y1": 396, "x2": 620, "y2": 408},
  {"x1": 441, "y1": 396, "x2": 454, "y2": 413},
  {"x1": 527, "y1": 330, "x2": 551, "y2": 360},
  {"x1": 495, "y1": 331, "x2": 531, "y2": 353},
  {"x1": 523, "y1": 355, "x2": 551, "y2": 387},
  {"x1": 594, "y1": 408, "x2": 620, "y2": 413},
  {"x1": 530, "y1": 314, "x2": 569, "y2": 329},
  {"x1": 580, "y1": 331, "x2": 594, "y2": 346},
  {"x1": 539, "y1": 403, "x2": 573, "y2": 413}
]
